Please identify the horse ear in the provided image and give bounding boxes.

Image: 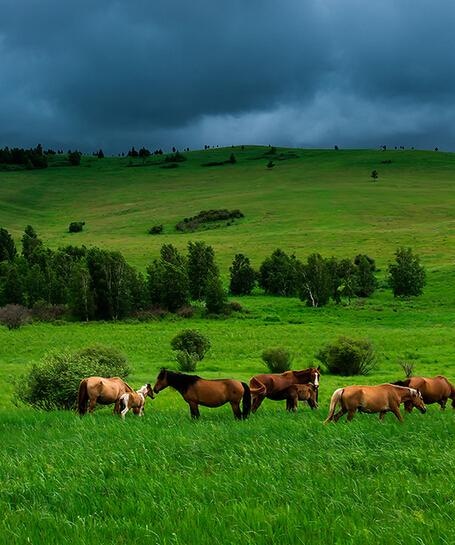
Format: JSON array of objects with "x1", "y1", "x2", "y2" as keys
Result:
[{"x1": 317, "y1": 365, "x2": 321, "y2": 371}]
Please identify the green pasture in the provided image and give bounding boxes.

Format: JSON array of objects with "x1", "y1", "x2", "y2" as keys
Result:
[{"x1": 1, "y1": 147, "x2": 455, "y2": 544}]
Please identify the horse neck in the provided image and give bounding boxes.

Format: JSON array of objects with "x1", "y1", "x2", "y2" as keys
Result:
[
  {"x1": 393, "y1": 385, "x2": 414, "y2": 401},
  {"x1": 294, "y1": 370, "x2": 312, "y2": 384}
]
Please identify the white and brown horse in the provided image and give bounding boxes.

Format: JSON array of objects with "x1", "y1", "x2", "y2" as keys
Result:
[
  {"x1": 118, "y1": 384, "x2": 154, "y2": 419},
  {"x1": 324, "y1": 383, "x2": 426, "y2": 423},
  {"x1": 394, "y1": 375, "x2": 455, "y2": 410},
  {"x1": 249, "y1": 367, "x2": 320, "y2": 413},
  {"x1": 78, "y1": 376, "x2": 134, "y2": 415}
]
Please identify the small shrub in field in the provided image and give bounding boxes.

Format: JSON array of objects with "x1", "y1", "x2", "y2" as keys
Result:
[
  {"x1": 399, "y1": 361, "x2": 414, "y2": 378},
  {"x1": 0, "y1": 304, "x2": 30, "y2": 329},
  {"x1": 176, "y1": 305, "x2": 194, "y2": 318},
  {"x1": 205, "y1": 274, "x2": 227, "y2": 315},
  {"x1": 176, "y1": 350, "x2": 199, "y2": 372},
  {"x1": 228, "y1": 301, "x2": 243, "y2": 312},
  {"x1": 316, "y1": 336, "x2": 376, "y2": 376},
  {"x1": 68, "y1": 221, "x2": 85, "y2": 233},
  {"x1": 14, "y1": 345, "x2": 130, "y2": 410},
  {"x1": 31, "y1": 300, "x2": 66, "y2": 322},
  {"x1": 171, "y1": 329, "x2": 210, "y2": 361},
  {"x1": 148, "y1": 224, "x2": 163, "y2": 235},
  {"x1": 261, "y1": 347, "x2": 293, "y2": 373},
  {"x1": 388, "y1": 247, "x2": 426, "y2": 297}
]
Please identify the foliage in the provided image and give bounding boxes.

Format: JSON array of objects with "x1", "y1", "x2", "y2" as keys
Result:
[
  {"x1": 0, "y1": 144, "x2": 48, "y2": 169},
  {"x1": 0, "y1": 304, "x2": 30, "y2": 329},
  {"x1": 205, "y1": 273, "x2": 227, "y2": 315},
  {"x1": 229, "y1": 253, "x2": 256, "y2": 295},
  {"x1": 259, "y1": 249, "x2": 301, "y2": 296},
  {"x1": 354, "y1": 254, "x2": 377, "y2": 297},
  {"x1": 299, "y1": 253, "x2": 331, "y2": 307},
  {"x1": 170, "y1": 329, "x2": 211, "y2": 361},
  {"x1": 388, "y1": 247, "x2": 426, "y2": 297},
  {"x1": 68, "y1": 221, "x2": 85, "y2": 233},
  {"x1": 316, "y1": 336, "x2": 376, "y2": 375},
  {"x1": 399, "y1": 361, "x2": 414, "y2": 378},
  {"x1": 176, "y1": 209, "x2": 244, "y2": 233},
  {"x1": 14, "y1": 345, "x2": 130, "y2": 410},
  {"x1": 261, "y1": 346, "x2": 293, "y2": 373},
  {"x1": 0, "y1": 228, "x2": 17, "y2": 262},
  {"x1": 175, "y1": 350, "x2": 199, "y2": 372},
  {"x1": 148, "y1": 224, "x2": 163, "y2": 235},
  {"x1": 371, "y1": 169, "x2": 378, "y2": 181},
  {"x1": 187, "y1": 241, "x2": 218, "y2": 300},
  {"x1": 68, "y1": 151, "x2": 82, "y2": 166}
]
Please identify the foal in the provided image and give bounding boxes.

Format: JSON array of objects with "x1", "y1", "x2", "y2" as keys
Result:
[{"x1": 118, "y1": 384, "x2": 154, "y2": 419}]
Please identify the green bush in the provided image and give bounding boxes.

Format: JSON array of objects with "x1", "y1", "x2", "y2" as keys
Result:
[
  {"x1": 316, "y1": 336, "x2": 376, "y2": 376},
  {"x1": 175, "y1": 350, "x2": 199, "y2": 372},
  {"x1": 261, "y1": 347, "x2": 293, "y2": 373},
  {"x1": 14, "y1": 345, "x2": 130, "y2": 410},
  {"x1": 171, "y1": 329, "x2": 211, "y2": 361},
  {"x1": 388, "y1": 247, "x2": 426, "y2": 297}
]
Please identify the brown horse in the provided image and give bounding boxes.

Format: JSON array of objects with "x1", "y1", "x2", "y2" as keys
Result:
[
  {"x1": 153, "y1": 369, "x2": 251, "y2": 419},
  {"x1": 78, "y1": 376, "x2": 134, "y2": 415},
  {"x1": 118, "y1": 384, "x2": 154, "y2": 419},
  {"x1": 394, "y1": 376, "x2": 455, "y2": 410},
  {"x1": 283, "y1": 383, "x2": 318, "y2": 412},
  {"x1": 324, "y1": 384, "x2": 427, "y2": 423},
  {"x1": 249, "y1": 367, "x2": 320, "y2": 413}
]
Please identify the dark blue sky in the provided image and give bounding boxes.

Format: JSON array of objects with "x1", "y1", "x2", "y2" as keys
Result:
[{"x1": 1, "y1": 0, "x2": 454, "y2": 152}]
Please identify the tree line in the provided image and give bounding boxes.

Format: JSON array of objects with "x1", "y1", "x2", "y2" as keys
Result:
[{"x1": 0, "y1": 226, "x2": 426, "y2": 323}]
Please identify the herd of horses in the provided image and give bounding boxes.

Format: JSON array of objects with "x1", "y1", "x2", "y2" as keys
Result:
[{"x1": 77, "y1": 367, "x2": 455, "y2": 423}]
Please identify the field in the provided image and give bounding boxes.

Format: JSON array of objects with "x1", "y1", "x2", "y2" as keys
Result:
[{"x1": 1, "y1": 147, "x2": 455, "y2": 544}]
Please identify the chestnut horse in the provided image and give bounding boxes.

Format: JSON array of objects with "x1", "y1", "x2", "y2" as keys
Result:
[
  {"x1": 249, "y1": 367, "x2": 320, "y2": 413},
  {"x1": 118, "y1": 384, "x2": 154, "y2": 419},
  {"x1": 78, "y1": 376, "x2": 134, "y2": 415},
  {"x1": 394, "y1": 376, "x2": 455, "y2": 410},
  {"x1": 283, "y1": 383, "x2": 318, "y2": 412},
  {"x1": 153, "y1": 369, "x2": 251, "y2": 419},
  {"x1": 324, "y1": 384, "x2": 426, "y2": 423}
]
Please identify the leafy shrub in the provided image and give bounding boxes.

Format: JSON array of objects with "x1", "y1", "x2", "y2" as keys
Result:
[
  {"x1": 148, "y1": 224, "x2": 163, "y2": 235},
  {"x1": 31, "y1": 300, "x2": 66, "y2": 322},
  {"x1": 259, "y1": 249, "x2": 302, "y2": 296},
  {"x1": 316, "y1": 336, "x2": 376, "y2": 376},
  {"x1": 261, "y1": 347, "x2": 293, "y2": 373},
  {"x1": 399, "y1": 361, "x2": 414, "y2": 378},
  {"x1": 176, "y1": 210, "x2": 244, "y2": 232},
  {"x1": 175, "y1": 350, "x2": 199, "y2": 372},
  {"x1": 68, "y1": 221, "x2": 85, "y2": 233},
  {"x1": 228, "y1": 301, "x2": 243, "y2": 312},
  {"x1": 68, "y1": 151, "x2": 82, "y2": 166},
  {"x1": 299, "y1": 253, "x2": 331, "y2": 307},
  {"x1": 388, "y1": 247, "x2": 426, "y2": 297},
  {"x1": 229, "y1": 253, "x2": 256, "y2": 295},
  {"x1": 205, "y1": 274, "x2": 227, "y2": 315},
  {"x1": 164, "y1": 152, "x2": 186, "y2": 163},
  {"x1": 176, "y1": 305, "x2": 195, "y2": 318},
  {"x1": 0, "y1": 304, "x2": 30, "y2": 329},
  {"x1": 171, "y1": 329, "x2": 211, "y2": 361},
  {"x1": 14, "y1": 345, "x2": 130, "y2": 410}
]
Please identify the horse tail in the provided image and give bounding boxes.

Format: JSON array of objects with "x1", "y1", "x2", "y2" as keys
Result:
[
  {"x1": 249, "y1": 377, "x2": 266, "y2": 396},
  {"x1": 118, "y1": 394, "x2": 127, "y2": 414},
  {"x1": 324, "y1": 388, "x2": 344, "y2": 424},
  {"x1": 448, "y1": 380, "x2": 455, "y2": 408},
  {"x1": 77, "y1": 379, "x2": 89, "y2": 416},
  {"x1": 241, "y1": 382, "x2": 251, "y2": 419}
]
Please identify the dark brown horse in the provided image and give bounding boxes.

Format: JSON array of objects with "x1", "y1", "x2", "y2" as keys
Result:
[
  {"x1": 324, "y1": 384, "x2": 427, "y2": 423},
  {"x1": 78, "y1": 376, "x2": 134, "y2": 415},
  {"x1": 283, "y1": 383, "x2": 318, "y2": 412},
  {"x1": 153, "y1": 369, "x2": 251, "y2": 419},
  {"x1": 394, "y1": 375, "x2": 455, "y2": 411},
  {"x1": 249, "y1": 367, "x2": 320, "y2": 413}
]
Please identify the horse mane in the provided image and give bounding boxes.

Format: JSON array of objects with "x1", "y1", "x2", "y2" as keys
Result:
[
  {"x1": 161, "y1": 369, "x2": 201, "y2": 394},
  {"x1": 392, "y1": 379, "x2": 411, "y2": 387}
]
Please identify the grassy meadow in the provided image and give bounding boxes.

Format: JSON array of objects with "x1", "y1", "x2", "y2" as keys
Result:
[{"x1": 1, "y1": 146, "x2": 455, "y2": 544}]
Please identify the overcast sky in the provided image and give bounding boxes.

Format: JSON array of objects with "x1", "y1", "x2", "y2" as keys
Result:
[{"x1": 1, "y1": 0, "x2": 455, "y2": 153}]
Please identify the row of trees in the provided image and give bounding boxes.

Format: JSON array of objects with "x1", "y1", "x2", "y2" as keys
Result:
[{"x1": 0, "y1": 226, "x2": 426, "y2": 322}]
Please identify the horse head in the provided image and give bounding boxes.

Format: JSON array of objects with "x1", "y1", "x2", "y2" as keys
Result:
[
  {"x1": 153, "y1": 368, "x2": 168, "y2": 394},
  {"x1": 410, "y1": 388, "x2": 426, "y2": 414}
]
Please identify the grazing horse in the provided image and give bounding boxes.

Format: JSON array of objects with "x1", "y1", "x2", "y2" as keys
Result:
[
  {"x1": 324, "y1": 384, "x2": 426, "y2": 423},
  {"x1": 118, "y1": 384, "x2": 154, "y2": 419},
  {"x1": 153, "y1": 369, "x2": 251, "y2": 419},
  {"x1": 249, "y1": 367, "x2": 320, "y2": 413},
  {"x1": 77, "y1": 376, "x2": 133, "y2": 415},
  {"x1": 394, "y1": 376, "x2": 455, "y2": 411},
  {"x1": 283, "y1": 383, "x2": 318, "y2": 412}
]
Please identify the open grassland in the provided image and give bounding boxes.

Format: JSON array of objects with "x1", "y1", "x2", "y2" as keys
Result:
[{"x1": 1, "y1": 147, "x2": 455, "y2": 544}]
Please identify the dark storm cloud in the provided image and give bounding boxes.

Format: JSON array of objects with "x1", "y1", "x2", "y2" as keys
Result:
[{"x1": 1, "y1": 0, "x2": 455, "y2": 151}]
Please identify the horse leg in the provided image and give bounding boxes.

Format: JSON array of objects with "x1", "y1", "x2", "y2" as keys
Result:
[
  {"x1": 379, "y1": 411, "x2": 386, "y2": 422},
  {"x1": 392, "y1": 406, "x2": 403, "y2": 422},
  {"x1": 252, "y1": 395, "x2": 265, "y2": 413},
  {"x1": 346, "y1": 409, "x2": 356, "y2": 422},
  {"x1": 333, "y1": 408, "x2": 347, "y2": 422},
  {"x1": 113, "y1": 400, "x2": 121, "y2": 415},
  {"x1": 120, "y1": 406, "x2": 128, "y2": 420},
  {"x1": 230, "y1": 401, "x2": 242, "y2": 420},
  {"x1": 88, "y1": 398, "x2": 97, "y2": 413},
  {"x1": 188, "y1": 402, "x2": 200, "y2": 419},
  {"x1": 438, "y1": 399, "x2": 447, "y2": 410}
]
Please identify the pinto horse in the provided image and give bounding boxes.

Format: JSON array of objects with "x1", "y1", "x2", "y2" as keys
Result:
[
  {"x1": 153, "y1": 369, "x2": 251, "y2": 419},
  {"x1": 249, "y1": 367, "x2": 320, "y2": 413},
  {"x1": 394, "y1": 376, "x2": 455, "y2": 411},
  {"x1": 118, "y1": 384, "x2": 154, "y2": 419},
  {"x1": 324, "y1": 383, "x2": 426, "y2": 423},
  {"x1": 78, "y1": 376, "x2": 134, "y2": 415}
]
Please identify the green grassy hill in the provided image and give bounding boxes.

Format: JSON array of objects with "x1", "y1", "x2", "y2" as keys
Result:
[{"x1": 1, "y1": 147, "x2": 455, "y2": 544}]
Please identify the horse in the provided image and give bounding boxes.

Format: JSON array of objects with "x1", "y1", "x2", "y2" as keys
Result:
[
  {"x1": 394, "y1": 376, "x2": 455, "y2": 410},
  {"x1": 249, "y1": 367, "x2": 320, "y2": 413},
  {"x1": 153, "y1": 369, "x2": 251, "y2": 420},
  {"x1": 77, "y1": 376, "x2": 134, "y2": 415},
  {"x1": 283, "y1": 383, "x2": 318, "y2": 412},
  {"x1": 118, "y1": 384, "x2": 154, "y2": 419},
  {"x1": 324, "y1": 384, "x2": 427, "y2": 423}
]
